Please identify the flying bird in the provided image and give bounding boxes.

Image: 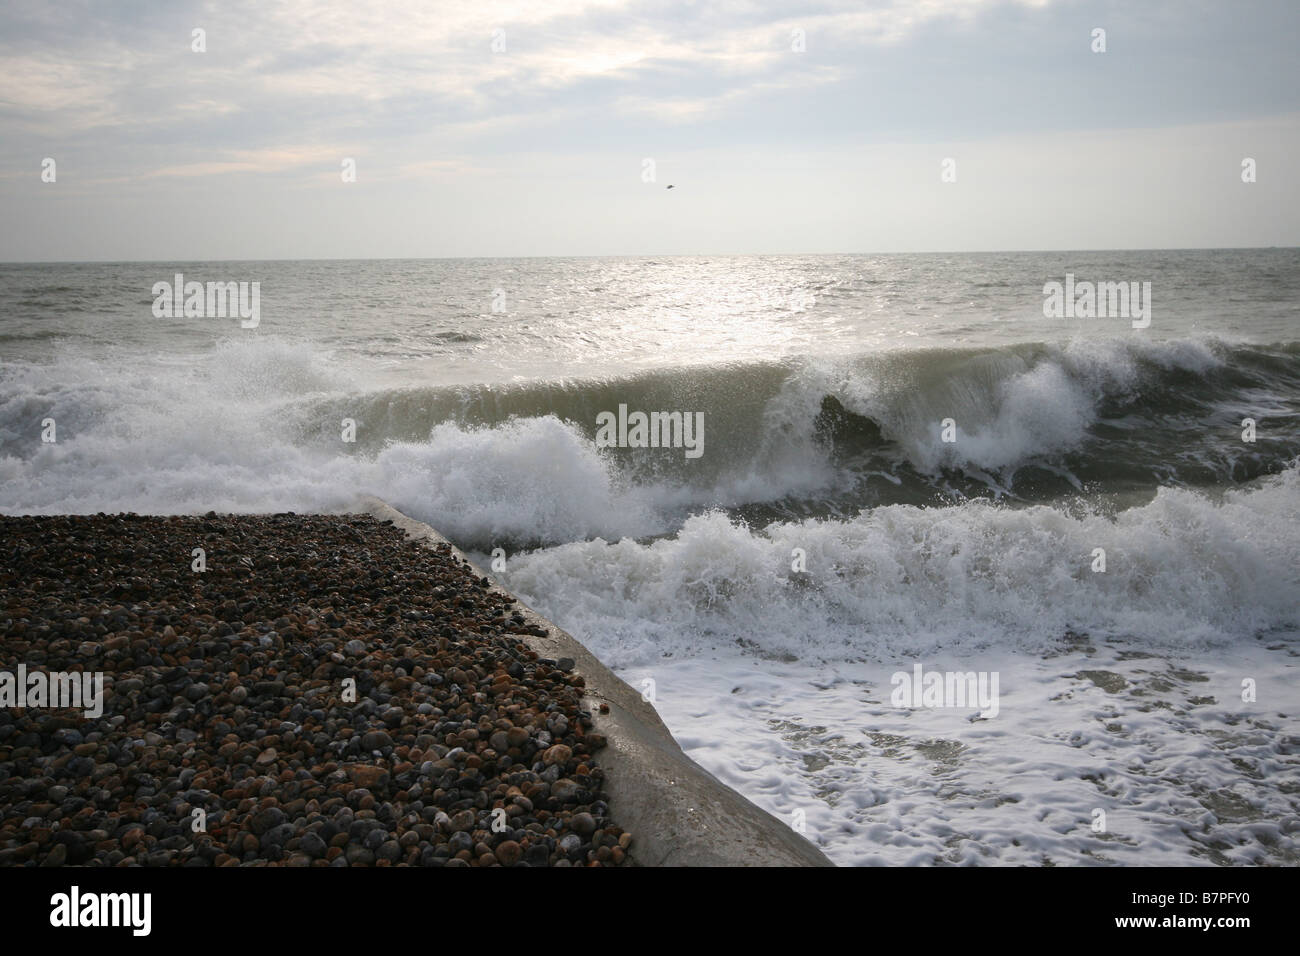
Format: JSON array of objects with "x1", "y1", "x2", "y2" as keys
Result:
[{"x1": 666, "y1": 185, "x2": 674, "y2": 189}]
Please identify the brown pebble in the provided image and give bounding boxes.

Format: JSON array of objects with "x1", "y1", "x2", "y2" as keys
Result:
[
  {"x1": 495, "y1": 840, "x2": 522, "y2": 866},
  {"x1": 542, "y1": 744, "x2": 572, "y2": 766}
]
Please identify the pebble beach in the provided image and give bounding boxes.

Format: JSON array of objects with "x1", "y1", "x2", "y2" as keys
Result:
[{"x1": 0, "y1": 513, "x2": 631, "y2": 867}]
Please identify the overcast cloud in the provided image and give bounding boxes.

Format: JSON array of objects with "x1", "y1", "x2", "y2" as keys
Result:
[{"x1": 1, "y1": 0, "x2": 1297, "y2": 259}]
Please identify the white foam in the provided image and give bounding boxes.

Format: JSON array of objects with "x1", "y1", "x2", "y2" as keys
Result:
[
  {"x1": 496, "y1": 467, "x2": 1300, "y2": 667},
  {"x1": 778, "y1": 336, "x2": 1225, "y2": 475},
  {"x1": 629, "y1": 642, "x2": 1300, "y2": 866}
]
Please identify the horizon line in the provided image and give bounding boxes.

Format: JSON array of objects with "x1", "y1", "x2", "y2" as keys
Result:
[{"x1": 3, "y1": 245, "x2": 1298, "y2": 266}]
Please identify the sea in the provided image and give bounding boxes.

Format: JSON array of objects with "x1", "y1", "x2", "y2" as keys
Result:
[{"x1": 2, "y1": 250, "x2": 1298, "y2": 865}]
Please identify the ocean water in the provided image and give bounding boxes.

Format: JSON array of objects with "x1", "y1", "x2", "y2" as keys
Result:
[{"x1": 2, "y1": 251, "x2": 1298, "y2": 865}]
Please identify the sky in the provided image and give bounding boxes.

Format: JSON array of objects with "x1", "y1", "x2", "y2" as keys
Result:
[{"x1": 1, "y1": 0, "x2": 1297, "y2": 260}]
